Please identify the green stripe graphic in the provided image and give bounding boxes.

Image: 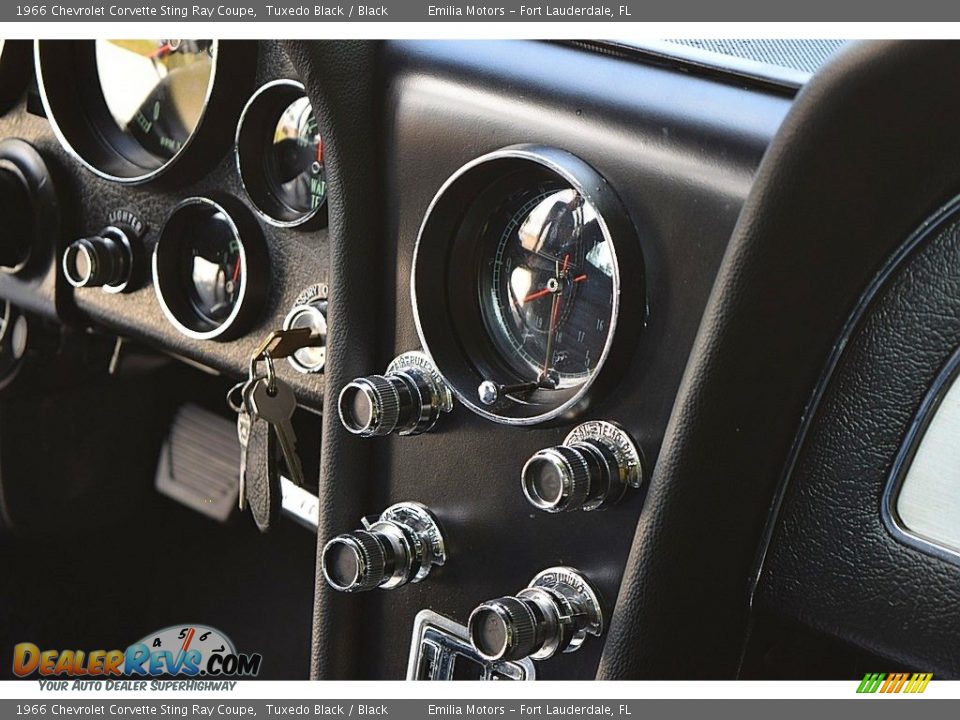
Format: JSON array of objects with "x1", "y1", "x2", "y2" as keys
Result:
[{"x1": 857, "y1": 673, "x2": 886, "y2": 693}]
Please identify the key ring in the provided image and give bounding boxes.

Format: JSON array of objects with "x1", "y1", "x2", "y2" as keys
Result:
[
  {"x1": 247, "y1": 354, "x2": 277, "y2": 396},
  {"x1": 263, "y1": 351, "x2": 277, "y2": 396},
  {"x1": 226, "y1": 381, "x2": 246, "y2": 413}
]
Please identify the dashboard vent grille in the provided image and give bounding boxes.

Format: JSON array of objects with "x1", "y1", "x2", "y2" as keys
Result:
[{"x1": 666, "y1": 39, "x2": 847, "y2": 76}]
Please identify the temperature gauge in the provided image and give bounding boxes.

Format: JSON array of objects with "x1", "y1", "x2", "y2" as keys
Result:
[{"x1": 236, "y1": 80, "x2": 327, "y2": 228}]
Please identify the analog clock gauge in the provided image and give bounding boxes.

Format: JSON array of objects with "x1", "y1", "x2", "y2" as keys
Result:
[{"x1": 412, "y1": 146, "x2": 644, "y2": 425}]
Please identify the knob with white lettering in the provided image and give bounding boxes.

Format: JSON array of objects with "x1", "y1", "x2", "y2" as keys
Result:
[
  {"x1": 321, "y1": 502, "x2": 446, "y2": 593},
  {"x1": 522, "y1": 420, "x2": 645, "y2": 513},
  {"x1": 468, "y1": 567, "x2": 603, "y2": 662}
]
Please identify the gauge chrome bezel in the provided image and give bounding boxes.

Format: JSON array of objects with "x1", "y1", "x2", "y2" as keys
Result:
[
  {"x1": 35, "y1": 40, "x2": 255, "y2": 186},
  {"x1": 411, "y1": 145, "x2": 645, "y2": 426},
  {"x1": 152, "y1": 195, "x2": 267, "y2": 342},
  {"x1": 235, "y1": 79, "x2": 327, "y2": 229}
]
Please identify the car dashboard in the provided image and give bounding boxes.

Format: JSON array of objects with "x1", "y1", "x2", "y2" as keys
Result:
[{"x1": 4, "y1": 38, "x2": 959, "y2": 681}]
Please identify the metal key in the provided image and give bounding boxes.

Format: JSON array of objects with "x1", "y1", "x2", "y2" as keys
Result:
[
  {"x1": 249, "y1": 376, "x2": 306, "y2": 488},
  {"x1": 252, "y1": 327, "x2": 318, "y2": 362},
  {"x1": 232, "y1": 370, "x2": 268, "y2": 511},
  {"x1": 236, "y1": 410, "x2": 251, "y2": 511}
]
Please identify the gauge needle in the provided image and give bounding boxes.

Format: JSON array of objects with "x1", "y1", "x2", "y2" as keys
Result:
[
  {"x1": 231, "y1": 257, "x2": 242, "y2": 285},
  {"x1": 541, "y1": 283, "x2": 563, "y2": 381},
  {"x1": 149, "y1": 43, "x2": 173, "y2": 59},
  {"x1": 538, "y1": 257, "x2": 568, "y2": 381}
]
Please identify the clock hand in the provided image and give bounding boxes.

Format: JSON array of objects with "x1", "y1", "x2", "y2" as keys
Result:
[{"x1": 521, "y1": 274, "x2": 586, "y2": 304}]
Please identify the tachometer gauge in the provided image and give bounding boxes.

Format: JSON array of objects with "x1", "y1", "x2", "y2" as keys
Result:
[
  {"x1": 35, "y1": 40, "x2": 255, "y2": 185},
  {"x1": 412, "y1": 146, "x2": 644, "y2": 425},
  {"x1": 153, "y1": 196, "x2": 268, "y2": 341},
  {"x1": 236, "y1": 80, "x2": 327, "y2": 228}
]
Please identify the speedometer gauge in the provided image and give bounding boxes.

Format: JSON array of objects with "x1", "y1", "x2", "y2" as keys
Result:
[
  {"x1": 36, "y1": 40, "x2": 255, "y2": 185},
  {"x1": 412, "y1": 146, "x2": 644, "y2": 425},
  {"x1": 95, "y1": 40, "x2": 214, "y2": 161}
]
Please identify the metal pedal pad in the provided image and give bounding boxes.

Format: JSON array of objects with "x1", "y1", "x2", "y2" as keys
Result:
[
  {"x1": 155, "y1": 404, "x2": 241, "y2": 522},
  {"x1": 156, "y1": 402, "x2": 320, "y2": 530}
]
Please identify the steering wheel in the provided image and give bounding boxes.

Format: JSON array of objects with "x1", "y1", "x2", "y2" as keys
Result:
[{"x1": 598, "y1": 41, "x2": 960, "y2": 678}]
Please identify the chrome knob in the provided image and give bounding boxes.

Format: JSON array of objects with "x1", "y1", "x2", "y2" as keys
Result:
[
  {"x1": 468, "y1": 567, "x2": 603, "y2": 662},
  {"x1": 338, "y1": 374, "x2": 404, "y2": 436},
  {"x1": 321, "y1": 502, "x2": 446, "y2": 593},
  {"x1": 521, "y1": 420, "x2": 645, "y2": 513},
  {"x1": 322, "y1": 530, "x2": 387, "y2": 593},
  {"x1": 338, "y1": 351, "x2": 453, "y2": 437},
  {"x1": 62, "y1": 227, "x2": 133, "y2": 292}
]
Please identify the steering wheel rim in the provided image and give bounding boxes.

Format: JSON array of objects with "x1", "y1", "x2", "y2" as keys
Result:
[{"x1": 598, "y1": 40, "x2": 960, "y2": 679}]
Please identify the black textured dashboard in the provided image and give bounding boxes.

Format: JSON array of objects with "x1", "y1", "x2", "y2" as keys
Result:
[
  {"x1": 0, "y1": 38, "x2": 796, "y2": 680},
  {"x1": 0, "y1": 41, "x2": 329, "y2": 407},
  {"x1": 306, "y1": 40, "x2": 790, "y2": 679}
]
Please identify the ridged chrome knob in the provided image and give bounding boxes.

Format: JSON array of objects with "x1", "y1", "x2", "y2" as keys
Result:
[
  {"x1": 521, "y1": 445, "x2": 592, "y2": 512},
  {"x1": 338, "y1": 374, "x2": 403, "y2": 437},
  {"x1": 62, "y1": 227, "x2": 132, "y2": 292},
  {"x1": 468, "y1": 596, "x2": 541, "y2": 662},
  {"x1": 468, "y1": 567, "x2": 604, "y2": 663},
  {"x1": 522, "y1": 421, "x2": 645, "y2": 513},
  {"x1": 321, "y1": 530, "x2": 387, "y2": 592},
  {"x1": 338, "y1": 352, "x2": 453, "y2": 438},
  {"x1": 320, "y1": 502, "x2": 446, "y2": 593}
]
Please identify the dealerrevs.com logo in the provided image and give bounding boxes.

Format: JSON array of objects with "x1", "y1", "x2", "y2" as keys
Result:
[{"x1": 13, "y1": 625, "x2": 262, "y2": 679}]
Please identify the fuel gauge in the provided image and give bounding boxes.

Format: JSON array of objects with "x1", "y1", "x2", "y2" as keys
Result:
[
  {"x1": 236, "y1": 80, "x2": 327, "y2": 228},
  {"x1": 181, "y1": 218, "x2": 243, "y2": 326},
  {"x1": 153, "y1": 196, "x2": 268, "y2": 341}
]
